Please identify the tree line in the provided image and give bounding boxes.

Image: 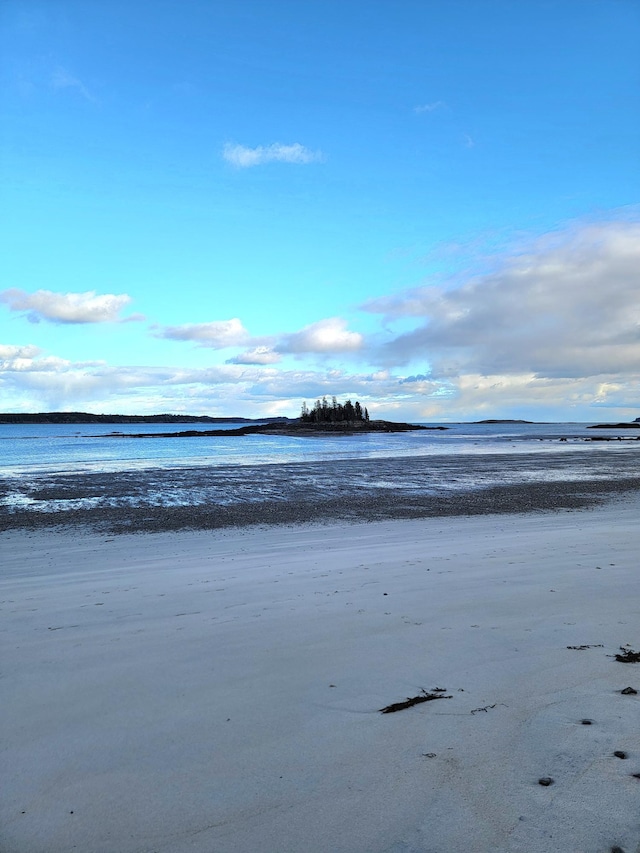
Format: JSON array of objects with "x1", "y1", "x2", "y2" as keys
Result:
[{"x1": 300, "y1": 396, "x2": 370, "y2": 423}]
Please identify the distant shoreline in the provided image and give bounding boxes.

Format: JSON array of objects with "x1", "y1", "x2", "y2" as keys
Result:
[
  {"x1": 2, "y1": 413, "x2": 638, "y2": 431},
  {"x1": 0, "y1": 412, "x2": 289, "y2": 425},
  {"x1": 0, "y1": 411, "x2": 441, "y2": 437}
]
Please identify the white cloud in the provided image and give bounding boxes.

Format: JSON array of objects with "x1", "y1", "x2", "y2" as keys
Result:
[
  {"x1": 278, "y1": 318, "x2": 363, "y2": 354},
  {"x1": 0, "y1": 289, "x2": 141, "y2": 324},
  {"x1": 8, "y1": 355, "x2": 75, "y2": 373},
  {"x1": 154, "y1": 318, "x2": 250, "y2": 349},
  {"x1": 51, "y1": 67, "x2": 95, "y2": 102},
  {"x1": 0, "y1": 346, "x2": 103, "y2": 374},
  {"x1": 153, "y1": 315, "x2": 362, "y2": 360},
  {"x1": 222, "y1": 142, "x2": 324, "y2": 168},
  {"x1": 153, "y1": 315, "x2": 364, "y2": 360},
  {"x1": 0, "y1": 344, "x2": 41, "y2": 361},
  {"x1": 414, "y1": 101, "x2": 445, "y2": 114},
  {"x1": 366, "y1": 220, "x2": 640, "y2": 382},
  {"x1": 226, "y1": 347, "x2": 281, "y2": 365}
]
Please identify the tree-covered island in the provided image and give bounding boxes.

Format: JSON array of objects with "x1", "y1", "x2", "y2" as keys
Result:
[{"x1": 87, "y1": 398, "x2": 448, "y2": 438}]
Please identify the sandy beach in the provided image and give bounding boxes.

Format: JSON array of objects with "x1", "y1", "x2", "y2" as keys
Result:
[{"x1": 2, "y1": 491, "x2": 639, "y2": 853}]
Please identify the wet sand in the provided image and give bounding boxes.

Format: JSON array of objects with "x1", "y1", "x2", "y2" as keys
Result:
[{"x1": 2, "y1": 451, "x2": 640, "y2": 533}]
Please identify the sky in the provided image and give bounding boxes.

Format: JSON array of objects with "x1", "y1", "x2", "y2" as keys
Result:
[{"x1": 1, "y1": 0, "x2": 639, "y2": 421}]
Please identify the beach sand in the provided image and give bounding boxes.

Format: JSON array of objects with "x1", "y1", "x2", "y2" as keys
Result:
[{"x1": 2, "y1": 494, "x2": 639, "y2": 852}]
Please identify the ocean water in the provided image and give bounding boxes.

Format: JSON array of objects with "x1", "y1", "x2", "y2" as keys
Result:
[{"x1": 1, "y1": 421, "x2": 638, "y2": 514}]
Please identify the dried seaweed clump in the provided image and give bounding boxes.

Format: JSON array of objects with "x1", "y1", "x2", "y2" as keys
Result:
[
  {"x1": 379, "y1": 688, "x2": 451, "y2": 714},
  {"x1": 615, "y1": 647, "x2": 640, "y2": 663}
]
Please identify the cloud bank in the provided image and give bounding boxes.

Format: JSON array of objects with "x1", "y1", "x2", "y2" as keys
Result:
[
  {"x1": 367, "y1": 221, "x2": 640, "y2": 383},
  {"x1": 0, "y1": 347, "x2": 450, "y2": 416},
  {"x1": 2, "y1": 219, "x2": 638, "y2": 420},
  {"x1": 222, "y1": 142, "x2": 324, "y2": 168}
]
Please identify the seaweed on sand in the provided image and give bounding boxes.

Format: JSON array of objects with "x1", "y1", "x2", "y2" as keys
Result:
[
  {"x1": 379, "y1": 688, "x2": 451, "y2": 714},
  {"x1": 615, "y1": 647, "x2": 640, "y2": 663}
]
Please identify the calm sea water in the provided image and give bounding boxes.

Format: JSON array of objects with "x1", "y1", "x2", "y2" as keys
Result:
[{"x1": 1, "y1": 421, "x2": 638, "y2": 513}]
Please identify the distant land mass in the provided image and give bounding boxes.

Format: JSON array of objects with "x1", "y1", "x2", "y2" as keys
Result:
[
  {"x1": 0, "y1": 412, "x2": 290, "y2": 425},
  {"x1": 0, "y1": 411, "x2": 441, "y2": 435},
  {"x1": 473, "y1": 419, "x2": 535, "y2": 424}
]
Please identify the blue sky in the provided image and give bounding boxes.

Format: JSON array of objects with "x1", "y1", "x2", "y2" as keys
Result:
[{"x1": 1, "y1": 0, "x2": 639, "y2": 420}]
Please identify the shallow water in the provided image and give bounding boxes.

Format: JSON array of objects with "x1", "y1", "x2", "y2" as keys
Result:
[
  {"x1": 1, "y1": 420, "x2": 636, "y2": 475},
  {"x1": 1, "y1": 421, "x2": 638, "y2": 515}
]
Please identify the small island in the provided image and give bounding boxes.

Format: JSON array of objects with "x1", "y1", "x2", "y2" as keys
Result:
[
  {"x1": 102, "y1": 398, "x2": 447, "y2": 438},
  {"x1": 587, "y1": 422, "x2": 640, "y2": 429},
  {"x1": 584, "y1": 421, "x2": 640, "y2": 440}
]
